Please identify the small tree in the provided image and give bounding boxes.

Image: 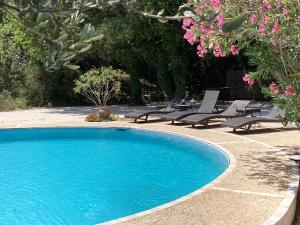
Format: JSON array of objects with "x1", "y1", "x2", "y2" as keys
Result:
[{"x1": 74, "y1": 66, "x2": 129, "y2": 117}]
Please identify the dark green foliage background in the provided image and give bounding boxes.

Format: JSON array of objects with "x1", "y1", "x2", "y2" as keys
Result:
[{"x1": 0, "y1": 0, "x2": 247, "y2": 110}]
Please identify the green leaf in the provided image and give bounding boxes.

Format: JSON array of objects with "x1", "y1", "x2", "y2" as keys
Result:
[
  {"x1": 35, "y1": 21, "x2": 49, "y2": 31},
  {"x1": 61, "y1": 54, "x2": 77, "y2": 61},
  {"x1": 76, "y1": 44, "x2": 92, "y2": 53},
  {"x1": 80, "y1": 23, "x2": 95, "y2": 40},
  {"x1": 178, "y1": 4, "x2": 192, "y2": 12},
  {"x1": 242, "y1": 28, "x2": 257, "y2": 38},
  {"x1": 36, "y1": 13, "x2": 48, "y2": 24},
  {"x1": 56, "y1": 34, "x2": 69, "y2": 42},
  {"x1": 158, "y1": 19, "x2": 168, "y2": 23},
  {"x1": 70, "y1": 42, "x2": 89, "y2": 50},
  {"x1": 84, "y1": 34, "x2": 104, "y2": 43},
  {"x1": 157, "y1": 9, "x2": 165, "y2": 16},
  {"x1": 64, "y1": 64, "x2": 80, "y2": 70},
  {"x1": 222, "y1": 15, "x2": 247, "y2": 33}
]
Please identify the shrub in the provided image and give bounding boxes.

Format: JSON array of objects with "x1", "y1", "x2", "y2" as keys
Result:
[
  {"x1": 85, "y1": 114, "x2": 103, "y2": 122},
  {"x1": 85, "y1": 114, "x2": 119, "y2": 122},
  {"x1": 74, "y1": 66, "x2": 129, "y2": 107},
  {"x1": 0, "y1": 90, "x2": 28, "y2": 111}
]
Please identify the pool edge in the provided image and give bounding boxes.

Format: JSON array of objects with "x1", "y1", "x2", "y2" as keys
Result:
[
  {"x1": 92, "y1": 126, "x2": 237, "y2": 225},
  {"x1": 0, "y1": 125, "x2": 298, "y2": 225}
]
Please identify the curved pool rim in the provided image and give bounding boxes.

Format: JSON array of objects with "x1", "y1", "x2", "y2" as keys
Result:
[
  {"x1": 0, "y1": 126, "x2": 236, "y2": 225},
  {"x1": 89, "y1": 126, "x2": 236, "y2": 225}
]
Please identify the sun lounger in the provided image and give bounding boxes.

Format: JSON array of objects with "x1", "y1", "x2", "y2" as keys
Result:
[
  {"x1": 222, "y1": 107, "x2": 285, "y2": 132},
  {"x1": 180, "y1": 100, "x2": 251, "y2": 128},
  {"x1": 125, "y1": 97, "x2": 184, "y2": 122},
  {"x1": 159, "y1": 90, "x2": 220, "y2": 124}
]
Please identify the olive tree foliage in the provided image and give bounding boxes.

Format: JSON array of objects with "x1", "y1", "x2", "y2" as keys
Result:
[
  {"x1": 0, "y1": 0, "x2": 194, "y2": 71},
  {"x1": 0, "y1": 0, "x2": 248, "y2": 71},
  {"x1": 74, "y1": 66, "x2": 129, "y2": 106}
]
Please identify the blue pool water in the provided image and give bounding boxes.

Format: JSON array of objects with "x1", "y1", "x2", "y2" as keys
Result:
[{"x1": 0, "y1": 128, "x2": 228, "y2": 225}]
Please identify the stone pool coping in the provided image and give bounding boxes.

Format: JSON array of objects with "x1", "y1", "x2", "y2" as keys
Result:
[{"x1": 0, "y1": 120, "x2": 299, "y2": 225}]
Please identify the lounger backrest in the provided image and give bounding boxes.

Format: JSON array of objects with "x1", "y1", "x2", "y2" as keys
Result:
[
  {"x1": 164, "y1": 97, "x2": 184, "y2": 111},
  {"x1": 198, "y1": 90, "x2": 220, "y2": 113},
  {"x1": 221, "y1": 100, "x2": 251, "y2": 116},
  {"x1": 265, "y1": 107, "x2": 285, "y2": 120}
]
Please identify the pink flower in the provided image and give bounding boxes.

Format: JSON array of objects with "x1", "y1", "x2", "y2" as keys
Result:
[
  {"x1": 263, "y1": 0, "x2": 272, "y2": 10},
  {"x1": 199, "y1": 35, "x2": 205, "y2": 46},
  {"x1": 197, "y1": 44, "x2": 208, "y2": 58},
  {"x1": 184, "y1": 29, "x2": 195, "y2": 45},
  {"x1": 243, "y1": 74, "x2": 255, "y2": 86},
  {"x1": 243, "y1": 75, "x2": 249, "y2": 82},
  {"x1": 210, "y1": 0, "x2": 222, "y2": 11},
  {"x1": 213, "y1": 43, "x2": 226, "y2": 57},
  {"x1": 285, "y1": 85, "x2": 296, "y2": 96},
  {"x1": 262, "y1": 16, "x2": 270, "y2": 25},
  {"x1": 182, "y1": 18, "x2": 195, "y2": 30},
  {"x1": 276, "y1": 0, "x2": 283, "y2": 4},
  {"x1": 272, "y1": 19, "x2": 280, "y2": 33},
  {"x1": 269, "y1": 82, "x2": 280, "y2": 95},
  {"x1": 259, "y1": 26, "x2": 266, "y2": 34},
  {"x1": 194, "y1": 7, "x2": 201, "y2": 15},
  {"x1": 248, "y1": 79, "x2": 254, "y2": 85},
  {"x1": 230, "y1": 44, "x2": 239, "y2": 55},
  {"x1": 249, "y1": 14, "x2": 257, "y2": 24},
  {"x1": 282, "y1": 8, "x2": 289, "y2": 16},
  {"x1": 217, "y1": 13, "x2": 224, "y2": 30}
]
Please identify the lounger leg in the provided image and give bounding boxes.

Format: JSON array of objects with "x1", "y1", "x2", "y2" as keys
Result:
[
  {"x1": 145, "y1": 115, "x2": 149, "y2": 122},
  {"x1": 192, "y1": 124, "x2": 196, "y2": 128},
  {"x1": 134, "y1": 118, "x2": 137, "y2": 123},
  {"x1": 233, "y1": 128, "x2": 237, "y2": 132},
  {"x1": 171, "y1": 120, "x2": 175, "y2": 125},
  {"x1": 204, "y1": 120, "x2": 209, "y2": 128},
  {"x1": 247, "y1": 124, "x2": 252, "y2": 132}
]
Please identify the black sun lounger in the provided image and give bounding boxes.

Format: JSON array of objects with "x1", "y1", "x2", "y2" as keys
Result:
[
  {"x1": 222, "y1": 107, "x2": 285, "y2": 132},
  {"x1": 159, "y1": 90, "x2": 220, "y2": 124},
  {"x1": 180, "y1": 100, "x2": 251, "y2": 128},
  {"x1": 124, "y1": 97, "x2": 184, "y2": 122}
]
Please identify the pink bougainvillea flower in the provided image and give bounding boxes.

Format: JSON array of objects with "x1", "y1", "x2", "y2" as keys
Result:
[
  {"x1": 272, "y1": 18, "x2": 280, "y2": 33},
  {"x1": 285, "y1": 85, "x2": 296, "y2": 96},
  {"x1": 230, "y1": 44, "x2": 239, "y2": 55},
  {"x1": 282, "y1": 8, "x2": 289, "y2": 15},
  {"x1": 276, "y1": 0, "x2": 283, "y2": 4},
  {"x1": 269, "y1": 82, "x2": 280, "y2": 95}
]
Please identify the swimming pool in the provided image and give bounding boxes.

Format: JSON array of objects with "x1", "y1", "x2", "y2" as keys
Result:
[{"x1": 0, "y1": 127, "x2": 229, "y2": 225}]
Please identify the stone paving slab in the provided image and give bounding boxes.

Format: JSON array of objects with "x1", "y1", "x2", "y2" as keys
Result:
[
  {"x1": 115, "y1": 189, "x2": 283, "y2": 225},
  {"x1": 215, "y1": 142, "x2": 290, "y2": 195}
]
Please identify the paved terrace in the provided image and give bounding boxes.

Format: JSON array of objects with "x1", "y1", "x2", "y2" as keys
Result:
[{"x1": 0, "y1": 106, "x2": 299, "y2": 225}]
